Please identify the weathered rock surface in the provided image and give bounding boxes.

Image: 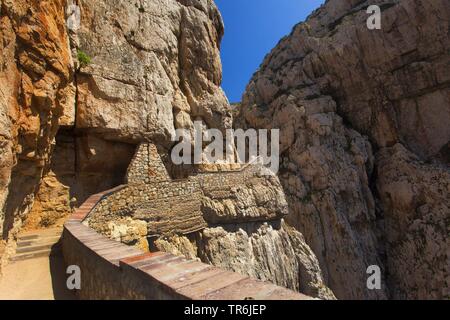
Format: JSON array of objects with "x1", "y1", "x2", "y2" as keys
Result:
[
  {"x1": 106, "y1": 217, "x2": 149, "y2": 252},
  {"x1": 88, "y1": 143, "x2": 289, "y2": 234},
  {"x1": 69, "y1": 1, "x2": 332, "y2": 298},
  {"x1": 0, "y1": 0, "x2": 73, "y2": 247},
  {"x1": 376, "y1": 144, "x2": 449, "y2": 299},
  {"x1": 154, "y1": 220, "x2": 335, "y2": 300},
  {"x1": 200, "y1": 167, "x2": 289, "y2": 224},
  {"x1": 238, "y1": 0, "x2": 449, "y2": 299},
  {"x1": 74, "y1": 0, "x2": 231, "y2": 144},
  {"x1": 1, "y1": 0, "x2": 447, "y2": 300},
  {"x1": 0, "y1": 0, "x2": 233, "y2": 241}
]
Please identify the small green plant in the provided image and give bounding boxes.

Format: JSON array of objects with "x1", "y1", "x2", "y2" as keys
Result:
[{"x1": 77, "y1": 49, "x2": 91, "y2": 69}]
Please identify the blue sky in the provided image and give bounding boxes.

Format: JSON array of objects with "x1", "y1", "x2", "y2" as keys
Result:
[{"x1": 215, "y1": 0, "x2": 325, "y2": 103}]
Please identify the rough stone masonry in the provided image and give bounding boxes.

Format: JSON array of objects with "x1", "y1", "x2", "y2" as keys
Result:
[
  {"x1": 87, "y1": 142, "x2": 335, "y2": 299},
  {"x1": 88, "y1": 142, "x2": 288, "y2": 239}
]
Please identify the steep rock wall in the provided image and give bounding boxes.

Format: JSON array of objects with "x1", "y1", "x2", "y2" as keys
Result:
[
  {"x1": 237, "y1": 0, "x2": 449, "y2": 299},
  {"x1": 0, "y1": 0, "x2": 73, "y2": 245},
  {"x1": 0, "y1": 0, "x2": 233, "y2": 239},
  {"x1": 87, "y1": 143, "x2": 335, "y2": 299},
  {"x1": 0, "y1": 0, "x2": 334, "y2": 300},
  {"x1": 376, "y1": 144, "x2": 449, "y2": 299},
  {"x1": 74, "y1": 0, "x2": 231, "y2": 144}
]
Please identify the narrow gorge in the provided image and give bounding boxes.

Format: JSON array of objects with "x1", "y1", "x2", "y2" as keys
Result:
[{"x1": 0, "y1": 0, "x2": 448, "y2": 300}]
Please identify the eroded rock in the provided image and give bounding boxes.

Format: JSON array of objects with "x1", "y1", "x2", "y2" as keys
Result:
[
  {"x1": 237, "y1": 0, "x2": 449, "y2": 299},
  {"x1": 376, "y1": 144, "x2": 449, "y2": 299},
  {"x1": 0, "y1": 0, "x2": 73, "y2": 244}
]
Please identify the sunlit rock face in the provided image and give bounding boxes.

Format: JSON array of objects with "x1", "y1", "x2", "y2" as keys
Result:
[
  {"x1": 237, "y1": 0, "x2": 449, "y2": 299},
  {"x1": 1, "y1": 0, "x2": 447, "y2": 300},
  {"x1": 0, "y1": 0, "x2": 334, "y2": 299},
  {"x1": 0, "y1": 0, "x2": 74, "y2": 242},
  {"x1": 74, "y1": 0, "x2": 232, "y2": 145},
  {"x1": 0, "y1": 0, "x2": 232, "y2": 238},
  {"x1": 154, "y1": 220, "x2": 335, "y2": 300}
]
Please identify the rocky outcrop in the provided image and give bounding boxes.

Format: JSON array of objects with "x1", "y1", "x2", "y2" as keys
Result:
[
  {"x1": 1, "y1": 0, "x2": 447, "y2": 300},
  {"x1": 376, "y1": 144, "x2": 449, "y2": 299},
  {"x1": 74, "y1": 0, "x2": 231, "y2": 145},
  {"x1": 154, "y1": 220, "x2": 335, "y2": 300},
  {"x1": 87, "y1": 142, "x2": 334, "y2": 299},
  {"x1": 0, "y1": 0, "x2": 73, "y2": 246},
  {"x1": 0, "y1": 0, "x2": 232, "y2": 240},
  {"x1": 238, "y1": 0, "x2": 449, "y2": 299}
]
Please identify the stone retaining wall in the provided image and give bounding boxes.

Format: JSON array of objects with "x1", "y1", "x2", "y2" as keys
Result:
[
  {"x1": 87, "y1": 143, "x2": 287, "y2": 236},
  {"x1": 62, "y1": 189, "x2": 311, "y2": 300}
]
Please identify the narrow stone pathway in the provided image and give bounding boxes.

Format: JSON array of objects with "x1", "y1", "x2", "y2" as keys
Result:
[{"x1": 0, "y1": 228, "x2": 76, "y2": 300}]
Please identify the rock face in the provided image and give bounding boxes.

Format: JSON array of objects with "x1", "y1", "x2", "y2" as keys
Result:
[
  {"x1": 0, "y1": 0, "x2": 73, "y2": 244},
  {"x1": 154, "y1": 220, "x2": 335, "y2": 300},
  {"x1": 74, "y1": 0, "x2": 231, "y2": 144},
  {"x1": 0, "y1": 0, "x2": 232, "y2": 239},
  {"x1": 376, "y1": 144, "x2": 449, "y2": 299},
  {"x1": 0, "y1": 0, "x2": 332, "y2": 298},
  {"x1": 1, "y1": 0, "x2": 447, "y2": 300},
  {"x1": 238, "y1": 0, "x2": 449, "y2": 299}
]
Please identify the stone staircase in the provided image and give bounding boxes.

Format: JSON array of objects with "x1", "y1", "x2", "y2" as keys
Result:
[{"x1": 11, "y1": 228, "x2": 63, "y2": 262}]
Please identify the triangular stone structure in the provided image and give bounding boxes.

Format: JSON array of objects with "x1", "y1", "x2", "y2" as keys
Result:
[{"x1": 126, "y1": 143, "x2": 170, "y2": 184}]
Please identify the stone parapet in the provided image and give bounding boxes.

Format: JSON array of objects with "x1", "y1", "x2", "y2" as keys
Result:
[
  {"x1": 62, "y1": 189, "x2": 312, "y2": 300},
  {"x1": 88, "y1": 143, "x2": 288, "y2": 236}
]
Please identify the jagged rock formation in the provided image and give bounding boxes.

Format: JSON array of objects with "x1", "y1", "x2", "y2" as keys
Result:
[
  {"x1": 0, "y1": 0, "x2": 231, "y2": 243},
  {"x1": 376, "y1": 144, "x2": 449, "y2": 299},
  {"x1": 0, "y1": 0, "x2": 73, "y2": 245},
  {"x1": 154, "y1": 221, "x2": 335, "y2": 299},
  {"x1": 0, "y1": 0, "x2": 334, "y2": 299},
  {"x1": 237, "y1": 0, "x2": 449, "y2": 299},
  {"x1": 74, "y1": 0, "x2": 231, "y2": 144}
]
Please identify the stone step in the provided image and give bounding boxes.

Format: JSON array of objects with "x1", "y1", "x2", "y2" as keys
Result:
[
  {"x1": 10, "y1": 246, "x2": 62, "y2": 262},
  {"x1": 17, "y1": 235, "x2": 61, "y2": 248},
  {"x1": 15, "y1": 241, "x2": 61, "y2": 254},
  {"x1": 18, "y1": 233, "x2": 61, "y2": 241},
  {"x1": 18, "y1": 228, "x2": 62, "y2": 241},
  {"x1": 19, "y1": 227, "x2": 62, "y2": 235}
]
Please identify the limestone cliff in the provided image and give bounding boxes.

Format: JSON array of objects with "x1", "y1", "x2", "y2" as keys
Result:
[
  {"x1": 237, "y1": 0, "x2": 449, "y2": 299},
  {"x1": 154, "y1": 221, "x2": 335, "y2": 299},
  {"x1": 0, "y1": 0, "x2": 447, "y2": 300},
  {"x1": 0, "y1": 0, "x2": 334, "y2": 299},
  {"x1": 0, "y1": 0, "x2": 232, "y2": 240},
  {"x1": 0, "y1": 0, "x2": 73, "y2": 249},
  {"x1": 86, "y1": 142, "x2": 335, "y2": 299}
]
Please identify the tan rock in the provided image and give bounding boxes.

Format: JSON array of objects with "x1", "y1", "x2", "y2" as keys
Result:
[
  {"x1": 74, "y1": 0, "x2": 231, "y2": 144},
  {"x1": 155, "y1": 220, "x2": 335, "y2": 300},
  {"x1": 237, "y1": 0, "x2": 449, "y2": 299},
  {"x1": 376, "y1": 144, "x2": 449, "y2": 299},
  {"x1": 0, "y1": 0, "x2": 73, "y2": 246},
  {"x1": 108, "y1": 218, "x2": 149, "y2": 252}
]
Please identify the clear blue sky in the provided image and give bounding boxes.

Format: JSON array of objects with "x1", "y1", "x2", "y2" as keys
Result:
[{"x1": 215, "y1": 0, "x2": 325, "y2": 103}]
